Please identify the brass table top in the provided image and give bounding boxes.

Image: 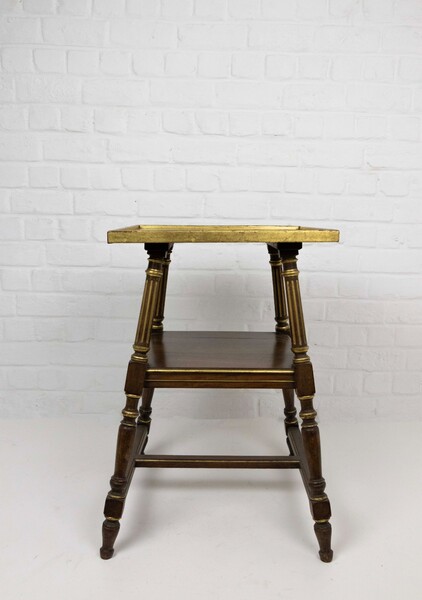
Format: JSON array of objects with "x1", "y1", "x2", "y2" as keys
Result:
[{"x1": 107, "y1": 225, "x2": 340, "y2": 244}]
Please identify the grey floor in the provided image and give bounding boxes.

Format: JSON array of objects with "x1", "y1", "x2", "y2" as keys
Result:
[{"x1": 2, "y1": 415, "x2": 421, "y2": 600}]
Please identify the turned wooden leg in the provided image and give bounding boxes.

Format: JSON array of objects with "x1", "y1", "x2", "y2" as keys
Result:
[
  {"x1": 280, "y1": 243, "x2": 333, "y2": 562},
  {"x1": 100, "y1": 244, "x2": 170, "y2": 559},
  {"x1": 138, "y1": 388, "x2": 154, "y2": 452},
  {"x1": 282, "y1": 389, "x2": 298, "y2": 455},
  {"x1": 298, "y1": 389, "x2": 333, "y2": 563}
]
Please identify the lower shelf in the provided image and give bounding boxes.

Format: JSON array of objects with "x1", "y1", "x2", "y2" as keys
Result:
[{"x1": 144, "y1": 331, "x2": 295, "y2": 389}]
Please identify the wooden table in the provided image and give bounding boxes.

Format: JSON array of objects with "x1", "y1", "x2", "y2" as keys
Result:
[{"x1": 100, "y1": 225, "x2": 339, "y2": 562}]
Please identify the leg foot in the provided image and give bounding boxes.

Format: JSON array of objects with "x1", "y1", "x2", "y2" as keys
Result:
[
  {"x1": 100, "y1": 518, "x2": 120, "y2": 560},
  {"x1": 314, "y1": 521, "x2": 333, "y2": 562}
]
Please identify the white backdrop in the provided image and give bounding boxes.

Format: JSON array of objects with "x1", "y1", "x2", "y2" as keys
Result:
[{"x1": 0, "y1": 0, "x2": 421, "y2": 421}]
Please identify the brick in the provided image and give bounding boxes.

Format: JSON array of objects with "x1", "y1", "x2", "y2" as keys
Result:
[
  {"x1": 42, "y1": 18, "x2": 106, "y2": 46},
  {"x1": 393, "y1": 372, "x2": 422, "y2": 395},
  {"x1": 216, "y1": 81, "x2": 282, "y2": 108},
  {"x1": 61, "y1": 107, "x2": 93, "y2": 132},
  {"x1": 331, "y1": 56, "x2": 363, "y2": 81},
  {"x1": 195, "y1": 111, "x2": 229, "y2": 135},
  {"x1": 334, "y1": 371, "x2": 363, "y2": 396},
  {"x1": 162, "y1": 0, "x2": 193, "y2": 18},
  {"x1": 318, "y1": 171, "x2": 346, "y2": 195},
  {"x1": 172, "y1": 139, "x2": 236, "y2": 164},
  {"x1": 57, "y1": 0, "x2": 91, "y2": 15},
  {"x1": 285, "y1": 83, "x2": 345, "y2": 110},
  {"x1": 333, "y1": 197, "x2": 392, "y2": 221},
  {"x1": 363, "y1": 0, "x2": 394, "y2": 21},
  {"x1": 295, "y1": 114, "x2": 323, "y2": 138},
  {"x1": 61, "y1": 166, "x2": 90, "y2": 189},
  {"x1": 298, "y1": 55, "x2": 329, "y2": 79},
  {"x1": 261, "y1": 0, "x2": 296, "y2": 19},
  {"x1": 165, "y1": 52, "x2": 197, "y2": 77},
  {"x1": 232, "y1": 52, "x2": 264, "y2": 79},
  {"x1": 378, "y1": 172, "x2": 409, "y2": 197},
  {"x1": 154, "y1": 166, "x2": 185, "y2": 191},
  {"x1": 25, "y1": 217, "x2": 57, "y2": 240},
  {"x1": 133, "y1": 51, "x2": 164, "y2": 76},
  {"x1": 367, "y1": 326, "x2": 395, "y2": 347},
  {"x1": 179, "y1": 24, "x2": 247, "y2": 49},
  {"x1": 100, "y1": 50, "x2": 131, "y2": 76},
  {"x1": 198, "y1": 52, "x2": 230, "y2": 78},
  {"x1": 0, "y1": 75, "x2": 14, "y2": 102},
  {"x1": 228, "y1": 0, "x2": 260, "y2": 19},
  {"x1": 365, "y1": 143, "x2": 421, "y2": 169},
  {"x1": 205, "y1": 195, "x2": 269, "y2": 219},
  {"x1": 390, "y1": 116, "x2": 420, "y2": 142},
  {"x1": 128, "y1": 110, "x2": 160, "y2": 133},
  {"x1": 262, "y1": 112, "x2": 292, "y2": 136},
  {"x1": 316, "y1": 26, "x2": 379, "y2": 52},
  {"x1": 151, "y1": 80, "x2": 213, "y2": 107},
  {"x1": 0, "y1": 106, "x2": 26, "y2": 130},
  {"x1": 324, "y1": 114, "x2": 354, "y2": 139},
  {"x1": 302, "y1": 142, "x2": 362, "y2": 168},
  {"x1": 0, "y1": 134, "x2": 41, "y2": 161},
  {"x1": 329, "y1": 0, "x2": 361, "y2": 18},
  {"x1": 0, "y1": 243, "x2": 44, "y2": 266},
  {"x1": 0, "y1": 165, "x2": 27, "y2": 188},
  {"x1": 46, "y1": 243, "x2": 109, "y2": 267},
  {"x1": 111, "y1": 21, "x2": 176, "y2": 48},
  {"x1": 23, "y1": 0, "x2": 55, "y2": 13},
  {"x1": 121, "y1": 167, "x2": 153, "y2": 190},
  {"x1": 68, "y1": 50, "x2": 99, "y2": 75},
  {"x1": 219, "y1": 168, "x2": 251, "y2": 191},
  {"x1": 195, "y1": 0, "x2": 226, "y2": 20},
  {"x1": 126, "y1": 0, "x2": 159, "y2": 16},
  {"x1": 109, "y1": 138, "x2": 171, "y2": 163},
  {"x1": 74, "y1": 191, "x2": 138, "y2": 215},
  {"x1": 251, "y1": 169, "x2": 283, "y2": 192},
  {"x1": 186, "y1": 167, "x2": 219, "y2": 191},
  {"x1": 355, "y1": 116, "x2": 387, "y2": 139},
  {"x1": 347, "y1": 173, "x2": 377, "y2": 196},
  {"x1": 90, "y1": 166, "x2": 122, "y2": 190},
  {"x1": 0, "y1": 17, "x2": 41, "y2": 43},
  {"x1": 250, "y1": 24, "x2": 313, "y2": 51},
  {"x1": 93, "y1": 0, "x2": 125, "y2": 17},
  {"x1": 1, "y1": 47, "x2": 33, "y2": 72},
  {"x1": 383, "y1": 27, "x2": 422, "y2": 53},
  {"x1": 364, "y1": 56, "x2": 395, "y2": 82},
  {"x1": 33, "y1": 48, "x2": 66, "y2": 73},
  {"x1": 162, "y1": 110, "x2": 195, "y2": 134},
  {"x1": 95, "y1": 108, "x2": 127, "y2": 134},
  {"x1": 44, "y1": 136, "x2": 107, "y2": 162},
  {"x1": 83, "y1": 79, "x2": 148, "y2": 106},
  {"x1": 266, "y1": 54, "x2": 296, "y2": 80},
  {"x1": 347, "y1": 84, "x2": 411, "y2": 112},
  {"x1": 11, "y1": 190, "x2": 73, "y2": 214},
  {"x1": 16, "y1": 75, "x2": 81, "y2": 103},
  {"x1": 238, "y1": 141, "x2": 298, "y2": 166},
  {"x1": 364, "y1": 373, "x2": 392, "y2": 394},
  {"x1": 399, "y1": 56, "x2": 422, "y2": 82},
  {"x1": 29, "y1": 166, "x2": 59, "y2": 188},
  {"x1": 1, "y1": 269, "x2": 31, "y2": 290},
  {"x1": 58, "y1": 217, "x2": 91, "y2": 241},
  {"x1": 297, "y1": 0, "x2": 327, "y2": 19},
  {"x1": 285, "y1": 169, "x2": 315, "y2": 194},
  {"x1": 229, "y1": 111, "x2": 260, "y2": 136},
  {"x1": 0, "y1": 216, "x2": 23, "y2": 239}
]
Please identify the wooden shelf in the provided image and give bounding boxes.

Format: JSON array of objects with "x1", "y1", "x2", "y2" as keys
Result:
[{"x1": 144, "y1": 331, "x2": 295, "y2": 389}]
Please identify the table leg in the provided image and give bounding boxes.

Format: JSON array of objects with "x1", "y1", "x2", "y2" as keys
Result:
[
  {"x1": 100, "y1": 244, "x2": 170, "y2": 559},
  {"x1": 280, "y1": 243, "x2": 333, "y2": 563}
]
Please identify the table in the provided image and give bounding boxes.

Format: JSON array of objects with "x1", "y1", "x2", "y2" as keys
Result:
[{"x1": 100, "y1": 225, "x2": 339, "y2": 562}]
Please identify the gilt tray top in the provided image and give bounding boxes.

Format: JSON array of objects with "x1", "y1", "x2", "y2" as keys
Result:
[{"x1": 107, "y1": 225, "x2": 339, "y2": 244}]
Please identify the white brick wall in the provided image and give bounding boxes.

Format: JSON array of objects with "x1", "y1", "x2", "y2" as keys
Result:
[{"x1": 0, "y1": 0, "x2": 421, "y2": 421}]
